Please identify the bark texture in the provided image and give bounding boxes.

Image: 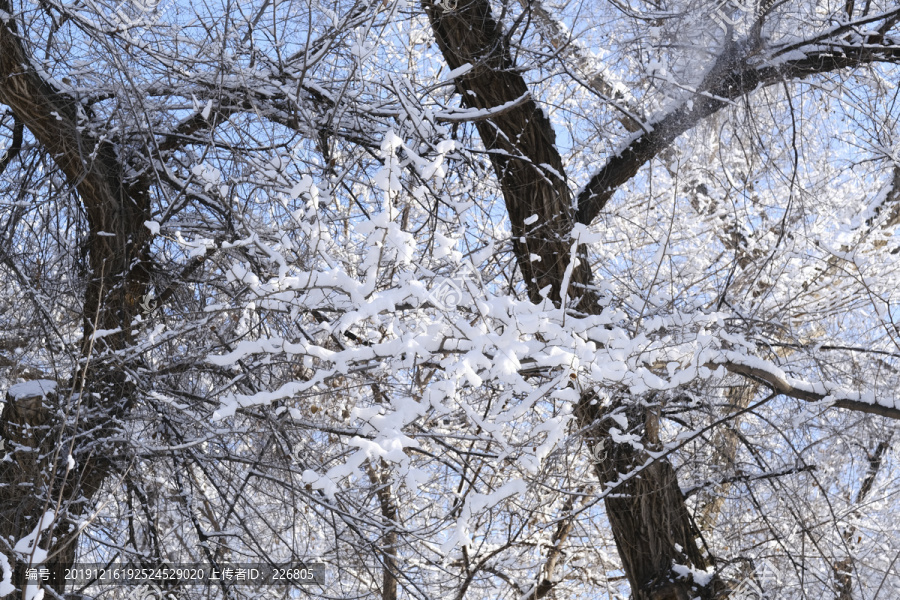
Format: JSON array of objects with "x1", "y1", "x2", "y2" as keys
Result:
[
  {"x1": 422, "y1": 0, "x2": 596, "y2": 308},
  {"x1": 0, "y1": 1, "x2": 151, "y2": 594},
  {"x1": 577, "y1": 396, "x2": 717, "y2": 600}
]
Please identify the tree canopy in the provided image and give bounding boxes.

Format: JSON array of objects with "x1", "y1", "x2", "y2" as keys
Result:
[{"x1": 1, "y1": 0, "x2": 899, "y2": 598}]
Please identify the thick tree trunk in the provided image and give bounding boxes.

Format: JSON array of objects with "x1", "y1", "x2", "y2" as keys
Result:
[
  {"x1": 422, "y1": 1, "x2": 719, "y2": 597},
  {"x1": 577, "y1": 397, "x2": 717, "y2": 600},
  {"x1": 421, "y1": 0, "x2": 596, "y2": 310},
  {"x1": 0, "y1": 2, "x2": 151, "y2": 595}
]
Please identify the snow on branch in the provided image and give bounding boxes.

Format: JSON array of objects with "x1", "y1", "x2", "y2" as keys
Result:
[
  {"x1": 433, "y1": 92, "x2": 532, "y2": 123},
  {"x1": 713, "y1": 354, "x2": 900, "y2": 420}
]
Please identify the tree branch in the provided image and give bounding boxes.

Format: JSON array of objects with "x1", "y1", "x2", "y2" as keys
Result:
[
  {"x1": 575, "y1": 17, "x2": 900, "y2": 225},
  {"x1": 0, "y1": 1, "x2": 122, "y2": 211},
  {"x1": 715, "y1": 360, "x2": 900, "y2": 420}
]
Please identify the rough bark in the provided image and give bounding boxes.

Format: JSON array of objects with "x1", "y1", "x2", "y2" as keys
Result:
[
  {"x1": 0, "y1": 1, "x2": 151, "y2": 594},
  {"x1": 422, "y1": 1, "x2": 717, "y2": 597},
  {"x1": 421, "y1": 0, "x2": 596, "y2": 309},
  {"x1": 577, "y1": 396, "x2": 719, "y2": 600},
  {"x1": 0, "y1": 384, "x2": 56, "y2": 570}
]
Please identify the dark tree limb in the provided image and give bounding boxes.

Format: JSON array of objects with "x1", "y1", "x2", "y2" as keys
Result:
[
  {"x1": 715, "y1": 360, "x2": 900, "y2": 420},
  {"x1": 0, "y1": 1, "x2": 151, "y2": 594},
  {"x1": 421, "y1": 0, "x2": 597, "y2": 309},
  {"x1": 575, "y1": 15, "x2": 900, "y2": 225},
  {"x1": 421, "y1": 1, "x2": 721, "y2": 598}
]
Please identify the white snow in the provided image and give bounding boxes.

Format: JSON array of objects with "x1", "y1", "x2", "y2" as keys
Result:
[
  {"x1": 441, "y1": 479, "x2": 527, "y2": 553},
  {"x1": 672, "y1": 562, "x2": 715, "y2": 586},
  {"x1": 445, "y1": 62, "x2": 473, "y2": 80},
  {"x1": 12, "y1": 510, "x2": 55, "y2": 600},
  {"x1": 8, "y1": 380, "x2": 56, "y2": 400},
  {"x1": 0, "y1": 552, "x2": 14, "y2": 597},
  {"x1": 433, "y1": 92, "x2": 530, "y2": 121},
  {"x1": 90, "y1": 327, "x2": 122, "y2": 341}
]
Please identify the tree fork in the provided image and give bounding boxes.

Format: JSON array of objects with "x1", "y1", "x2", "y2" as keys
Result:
[{"x1": 421, "y1": 0, "x2": 720, "y2": 596}]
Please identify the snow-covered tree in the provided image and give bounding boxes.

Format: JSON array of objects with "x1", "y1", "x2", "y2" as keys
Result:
[{"x1": 1, "y1": 0, "x2": 899, "y2": 598}]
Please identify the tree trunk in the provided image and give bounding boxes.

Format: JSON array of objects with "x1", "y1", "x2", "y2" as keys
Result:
[
  {"x1": 422, "y1": 1, "x2": 719, "y2": 597},
  {"x1": 421, "y1": 0, "x2": 596, "y2": 310},
  {"x1": 577, "y1": 397, "x2": 716, "y2": 600},
  {"x1": 0, "y1": 2, "x2": 151, "y2": 594}
]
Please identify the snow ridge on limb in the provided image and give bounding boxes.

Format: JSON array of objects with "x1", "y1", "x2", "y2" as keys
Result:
[{"x1": 713, "y1": 357, "x2": 900, "y2": 420}]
